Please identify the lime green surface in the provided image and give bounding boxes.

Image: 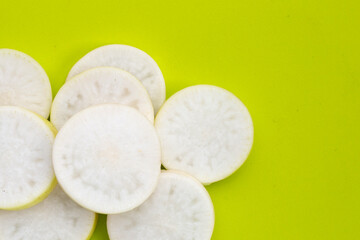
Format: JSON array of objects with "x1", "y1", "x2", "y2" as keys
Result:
[{"x1": 1, "y1": 0, "x2": 359, "y2": 239}]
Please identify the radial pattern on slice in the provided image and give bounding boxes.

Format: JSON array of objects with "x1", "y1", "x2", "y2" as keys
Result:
[
  {"x1": 0, "y1": 49, "x2": 52, "y2": 118},
  {"x1": 0, "y1": 185, "x2": 97, "y2": 240},
  {"x1": 107, "y1": 170, "x2": 215, "y2": 240},
  {"x1": 66, "y1": 44, "x2": 165, "y2": 113},
  {"x1": 51, "y1": 67, "x2": 154, "y2": 129},
  {"x1": 155, "y1": 85, "x2": 254, "y2": 184},
  {"x1": 53, "y1": 104, "x2": 161, "y2": 214},
  {"x1": 0, "y1": 106, "x2": 56, "y2": 210}
]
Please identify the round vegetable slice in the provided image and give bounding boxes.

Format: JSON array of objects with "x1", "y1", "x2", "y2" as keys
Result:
[
  {"x1": 66, "y1": 44, "x2": 165, "y2": 113},
  {"x1": 0, "y1": 185, "x2": 97, "y2": 240},
  {"x1": 0, "y1": 106, "x2": 56, "y2": 210},
  {"x1": 51, "y1": 67, "x2": 154, "y2": 130},
  {"x1": 107, "y1": 170, "x2": 215, "y2": 240},
  {"x1": 155, "y1": 85, "x2": 254, "y2": 184},
  {"x1": 53, "y1": 104, "x2": 161, "y2": 214},
  {"x1": 0, "y1": 49, "x2": 52, "y2": 118}
]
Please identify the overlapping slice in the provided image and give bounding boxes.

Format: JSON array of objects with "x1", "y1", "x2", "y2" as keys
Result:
[
  {"x1": 0, "y1": 49, "x2": 52, "y2": 118},
  {"x1": 155, "y1": 85, "x2": 254, "y2": 184},
  {"x1": 0, "y1": 185, "x2": 97, "y2": 240},
  {"x1": 0, "y1": 106, "x2": 56, "y2": 210},
  {"x1": 53, "y1": 104, "x2": 161, "y2": 214},
  {"x1": 107, "y1": 170, "x2": 215, "y2": 240},
  {"x1": 66, "y1": 44, "x2": 165, "y2": 113},
  {"x1": 51, "y1": 67, "x2": 154, "y2": 129}
]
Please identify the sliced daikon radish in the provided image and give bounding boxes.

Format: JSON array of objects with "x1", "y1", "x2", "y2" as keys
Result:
[
  {"x1": 51, "y1": 67, "x2": 154, "y2": 130},
  {"x1": 107, "y1": 170, "x2": 215, "y2": 240},
  {"x1": 0, "y1": 49, "x2": 52, "y2": 118},
  {"x1": 53, "y1": 104, "x2": 161, "y2": 214},
  {"x1": 155, "y1": 85, "x2": 254, "y2": 184},
  {"x1": 0, "y1": 106, "x2": 57, "y2": 210},
  {"x1": 66, "y1": 44, "x2": 165, "y2": 113},
  {"x1": 0, "y1": 185, "x2": 97, "y2": 240}
]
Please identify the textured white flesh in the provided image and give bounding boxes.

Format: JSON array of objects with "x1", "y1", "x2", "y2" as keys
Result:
[
  {"x1": 66, "y1": 44, "x2": 165, "y2": 113},
  {"x1": 51, "y1": 67, "x2": 154, "y2": 130},
  {"x1": 0, "y1": 185, "x2": 96, "y2": 240},
  {"x1": 107, "y1": 170, "x2": 215, "y2": 240},
  {"x1": 0, "y1": 106, "x2": 55, "y2": 209},
  {"x1": 53, "y1": 104, "x2": 161, "y2": 214},
  {"x1": 0, "y1": 49, "x2": 52, "y2": 118},
  {"x1": 155, "y1": 85, "x2": 254, "y2": 184}
]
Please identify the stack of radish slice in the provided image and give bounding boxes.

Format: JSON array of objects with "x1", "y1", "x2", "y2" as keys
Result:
[
  {"x1": 0, "y1": 45, "x2": 254, "y2": 240},
  {"x1": 0, "y1": 49, "x2": 96, "y2": 240}
]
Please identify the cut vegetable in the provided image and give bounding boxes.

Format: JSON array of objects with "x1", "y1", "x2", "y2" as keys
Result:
[
  {"x1": 53, "y1": 104, "x2": 161, "y2": 214},
  {"x1": 0, "y1": 185, "x2": 97, "y2": 240},
  {"x1": 155, "y1": 85, "x2": 254, "y2": 184},
  {"x1": 107, "y1": 170, "x2": 215, "y2": 240},
  {"x1": 0, "y1": 106, "x2": 56, "y2": 210},
  {"x1": 66, "y1": 44, "x2": 165, "y2": 113},
  {"x1": 51, "y1": 67, "x2": 154, "y2": 129},
  {"x1": 0, "y1": 49, "x2": 52, "y2": 118}
]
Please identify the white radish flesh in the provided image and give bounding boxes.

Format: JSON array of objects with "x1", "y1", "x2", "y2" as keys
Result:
[
  {"x1": 0, "y1": 185, "x2": 97, "y2": 240},
  {"x1": 0, "y1": 49, "x2": 52, "y2": 118},
  {"x1": 0, "y1": 106, "x2": 56, "y2": 210},
  {"x1": 155, "y1": 85, "x2": 254, "y2": 184},
  {"x1": 51, "y1": 67, "x2": 154, "y2": 129},
  {"x1": 53, "y1": 104, "x2": 161, "y2": 214},
  {"x1": 66, "y1": 44, "x2": 165, "y2": 113},
  {"x1": 107, "y1": 170, "x2": 215, "y2": 240}
]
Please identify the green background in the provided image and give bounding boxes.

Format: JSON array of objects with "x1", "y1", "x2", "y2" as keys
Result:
[{"x1": 1, "y1": 0, "x2": 359, "y2": 239}]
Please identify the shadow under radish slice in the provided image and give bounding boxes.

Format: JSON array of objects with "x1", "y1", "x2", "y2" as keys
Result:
[
  {"x1": 0, "y1": 49, "x2": 52, "y2": 118},
  {"x1": 155, "y1": 85, "x2": 254, "y2": 184},
  {"x1": 0, "y1": 106, "x2": 57, "y2": 210},
  {"x1": 107, "y1": 170, "x2": 215, "y2": 240},
  {"x1": 0, "y1": 185, "x2": 97, "y2": 240},
  {"x1": 66, "y1": 44, "x2": 165, "y2": 113},
  {"x1": 53, "y1": 104, "x2": 161, "y2": 214},
  {"x1": 51, "y1": 67, "x2": 154, "y2": 130}
]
